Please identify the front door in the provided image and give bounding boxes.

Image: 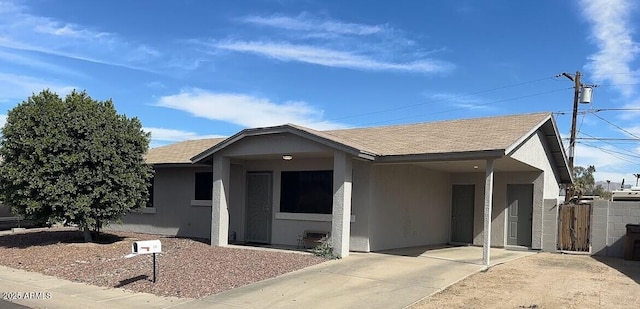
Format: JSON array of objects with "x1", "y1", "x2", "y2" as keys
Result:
[
  {"x1": 451, "y1": 185, "x2": 475, "y2": 243},
  {"x1": 507, "y1": 184, "x2": 533, "y2": 247},
  {"x1": 245, "y1": 172, "x2": 272, "y2": 244}
]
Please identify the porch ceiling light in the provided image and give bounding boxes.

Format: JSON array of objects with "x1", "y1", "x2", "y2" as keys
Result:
[
  {"x1": 282, "y1": 154, "x2": 293, "y2": 161},
  {"x1": 473, "y1": 165, "x2": 479, "y2": 169}
]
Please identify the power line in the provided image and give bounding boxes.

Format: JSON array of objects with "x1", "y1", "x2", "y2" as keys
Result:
[
  {"x1": 591, "y1": 113, "x2": 640, "y2": 140},
  {"x1": 577, "y1": 142, "x2": 640, "y2": 160},
  {"x1": 359, "y1": 87, "x2": 569, "y2": 127},
  {"x1": 554, "y1": 108, "x2": 640, "y2": 115},
  {"x1": 578, "y1": 142, "x2": 640, "y2": 165},
  {"x1": 591, "y1": 108, "x2": 640, "y2": 112},
  {"x1": 323, "y1": 75, "x2": 559, "y2": 123},
  {"x1": 572, "y1": 137, "x2": 640, "y2": 141},
  {"x1": 577, "y1": 131, "x2": 640, "y2": 160}
]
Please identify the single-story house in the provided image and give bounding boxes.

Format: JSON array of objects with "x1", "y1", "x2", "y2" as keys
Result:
[{"x1": 109, "y1": 112, "x2": 572, "y2": 264}]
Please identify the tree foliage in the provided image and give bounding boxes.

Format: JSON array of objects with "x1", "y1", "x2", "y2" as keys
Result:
[
  {"x1": 0, "y1": 90, "x2": 153, "y2": 241},
  {"x1": 592, "y1": 184, "x2": 612, "y2": 200},
  {"x1": 572, "y1": 165, "x2": 596, "y2": 198}
]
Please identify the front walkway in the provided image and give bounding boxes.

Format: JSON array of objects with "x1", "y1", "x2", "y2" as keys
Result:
[{"x1": 0, "y1": 246, "x2": 535, "y2": 309}]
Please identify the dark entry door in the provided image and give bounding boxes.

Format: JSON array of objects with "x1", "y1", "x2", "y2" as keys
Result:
[
  {"x1": 245, "y1": 172, "x2": 272, "y2": 244},
  {"x1": 451, "y1": 185, "x2": 475, "y2": 243},
  {"x1": 507, "y1": 184, "x2": 533, "y2": 247}
]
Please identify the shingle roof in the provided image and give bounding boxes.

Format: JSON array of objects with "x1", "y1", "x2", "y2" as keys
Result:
[
  {"x1": 149, "y1": 112, "x2": 569, "y2": 183},
  {"x1": 145, "y1": 138, "x2": 225, "y2": 164},
  {"x1": 159, "y1": 113, "x2": 553, "y2": 164},
  {"x1": 322, "y1": 112, "x2": 551, "y2": 156}
]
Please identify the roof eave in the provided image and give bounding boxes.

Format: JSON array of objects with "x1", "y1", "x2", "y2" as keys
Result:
[
  {"x1": 147, "y1": 162, "x2": 212, "y2": 168},
  {"x1": 375, "y1": 149, "x2": 505, "y2": 164}
]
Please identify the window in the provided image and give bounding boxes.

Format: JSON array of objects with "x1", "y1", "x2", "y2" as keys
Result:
[
  {"x1": 147, "y1": 175, "x2": 155, "y2": 208},
  {"x1": 280, "y1": 170, "x2": 333, "y2": 214},
  {"x1": 195, "y1": 172, "x2": 213, "y2": 200}
]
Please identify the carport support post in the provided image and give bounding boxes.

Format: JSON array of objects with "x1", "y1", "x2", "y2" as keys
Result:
[
  {"x1": 211, "y1": 155, "x2": 230, "y2": 246},
  {"x1": 331, "y1": 151, "x2": 352, "y2": 258},
  {"x1": 483, "y1": 159, "x2": 495, "y2": 267}
]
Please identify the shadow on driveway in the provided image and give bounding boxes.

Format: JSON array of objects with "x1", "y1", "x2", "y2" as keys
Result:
[
  {"x1": 592, "y1": 255, "x2": 640, "y2": 285},
  {"x1": 377, "y1": 245, "x2": 536, "y2": 266}
]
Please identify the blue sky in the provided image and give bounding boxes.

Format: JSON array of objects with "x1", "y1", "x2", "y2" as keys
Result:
[{"x1": 0, "y1": 0, "x2": 639, "y2": 183}]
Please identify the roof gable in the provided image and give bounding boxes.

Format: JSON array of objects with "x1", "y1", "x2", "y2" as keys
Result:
[{"x1": 190, "y1": 125, "x2": 377, "y2": 163}]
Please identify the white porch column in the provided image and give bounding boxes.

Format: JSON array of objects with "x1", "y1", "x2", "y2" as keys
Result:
[
  {"x1": 483, "y1": 159, "x2": 495, "y2": 266},
  {"x1": 332, "y1": 151, "x2": 352, "y2": 258},
  {"x1": 211, "y1": 155, "x2": 230, "y2": 246}
]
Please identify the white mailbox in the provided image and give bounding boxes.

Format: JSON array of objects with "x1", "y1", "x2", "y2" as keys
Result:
[{"x1": 132, "y1": 240, "x2": 162, "y2": 254}]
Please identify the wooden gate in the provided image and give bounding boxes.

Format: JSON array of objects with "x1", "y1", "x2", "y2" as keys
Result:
[{"x1": 557, "y1": 203, "x2": 591, "y2": 251}]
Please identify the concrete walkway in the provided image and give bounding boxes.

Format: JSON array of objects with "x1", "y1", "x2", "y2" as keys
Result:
[{"x1": 0, "y1": 247, "x2": 535, "y2": 309}]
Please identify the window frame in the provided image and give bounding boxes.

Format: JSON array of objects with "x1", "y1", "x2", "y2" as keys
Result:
[
  {"x1": 194, "y1": 172, "x2": 214, "y2": 201},
  {"x1": 279, "y1": 170, "x2": 334, "y2": 215}
]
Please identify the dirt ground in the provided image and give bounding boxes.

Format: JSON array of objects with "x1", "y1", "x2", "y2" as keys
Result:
[{"x1": 412, "y1": 252, "x2": 640, "y2": 309}]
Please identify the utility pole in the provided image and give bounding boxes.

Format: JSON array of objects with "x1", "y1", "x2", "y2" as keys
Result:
[
  {"x1": 565, "y1": 71, "x2": 581, "y2": 172},
  {"x1": 558, "y1": 71, "x2": 596, "y2": 203},
  {"x1": 634, "y1": 173, "x2": 640, "y2": 187}
]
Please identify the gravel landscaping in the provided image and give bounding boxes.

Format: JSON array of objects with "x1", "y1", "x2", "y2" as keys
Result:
[{"x1": 0, "y1": 227, "x2": 326, "y2": 298}]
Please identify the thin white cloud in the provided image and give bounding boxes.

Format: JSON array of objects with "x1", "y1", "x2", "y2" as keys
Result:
[
  {"x1": 240, "y1": 14, "x2": 385, "y2": 36},
  {"x1": 0, "y1": 114, "x2": 6, "y2": 128},
  {"x1": 0, "y1": 1, "x2": 162, "y2": 72},
  {"x1": 144, "y1": 81, "x2": 166, "y2": 89},
  {"x1": 0, "y1": 48, "x2": 85, "y2": 78},
  {"x1": 580, "y1": 0, "x2": 640, "y2": 96},
  {"x1": 155, "y1": 88, "x2": 346, "y2": 130},
  {"x1": 144, "y1": 127, "x2": 225, "y2": 145},
  {"x1": 0, "y1": 73, "x2": 76, "y2": 103},
  {"x1": 574, "y1": 142, "x2": 640, "y2": 182},
  {"x1": 215, "y1": 41, "x2": 451, "y2": 73},
  {"x1": 575, "y1": 143, "x2": 628, "y2": 169},
  {"x1": 428, "y1": 93, "x2": 493, "y2": 110},
  {"x1": 595, "y1": 171, "x2": 635, "y2": 185},
  {"x1": 206, "y1": 13, "x2": 452, "y2": 74}
]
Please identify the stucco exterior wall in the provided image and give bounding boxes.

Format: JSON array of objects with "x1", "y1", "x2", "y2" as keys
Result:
[
  {"x1": 350, "y1": 160, "x2": 372, "y2": 252},
  {"x1": 225, "y1": 157, "x2": 372, "y2": 252},
  {"x1": 233, "y1": 157, "x2": 335, "y2": 246},
  {"x1": 228, "y1": 164, "x2": 245, "y2": 242},
  {"x1": 368, "y1": 164, "x2": 451, "y2": 251},
  {"x1": 218, "y1": 133, "x2": 333, "y2": 157},
  {"x1": 107, "y1": 166, "x2": 213, "y2": 239},
  {"x1": 451, "y1": 171, "x2": 544, "y2": 249},
  {"x1": 509, "y1": 130, "x2": 560, "y2": 199}
]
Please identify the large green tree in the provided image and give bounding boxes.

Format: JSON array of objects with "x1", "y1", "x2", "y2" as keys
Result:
[{"x1": 0, "y1": 90, "x2": 153, "y2": 241}]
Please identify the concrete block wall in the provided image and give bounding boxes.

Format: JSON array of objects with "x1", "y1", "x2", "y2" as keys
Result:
[
  {"x1": 541, "y1": 199, "x2": 558, "y2": 252},
  {"x1": 591, "y1": 201, "x2": 640, "y2": 258},
  {"x1": 591, "y1": 201, "x2": 608, "y2": 256}
]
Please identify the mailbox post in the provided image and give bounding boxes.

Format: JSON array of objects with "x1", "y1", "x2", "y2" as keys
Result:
[{"x1": 125, "y1": 240, "x2": 162, "y2": 283}]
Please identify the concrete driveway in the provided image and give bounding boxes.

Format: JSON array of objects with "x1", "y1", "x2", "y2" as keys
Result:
[{"x1": 186, "y1": 246, "x2": 535, "y2": 309}]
